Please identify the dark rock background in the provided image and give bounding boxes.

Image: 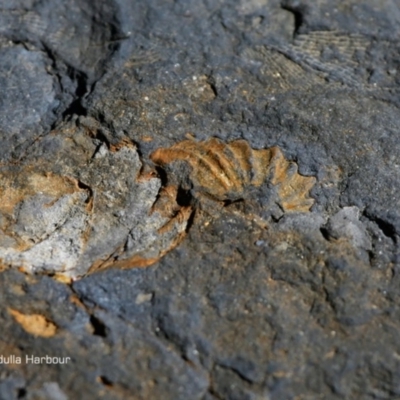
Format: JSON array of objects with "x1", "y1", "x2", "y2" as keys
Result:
[{"x1": 1, "y1": 0, "x2": 400, "y2": 399}]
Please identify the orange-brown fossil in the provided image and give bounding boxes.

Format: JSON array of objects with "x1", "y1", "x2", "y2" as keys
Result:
[{"x1": 150, "y1": 138, "x2": 315, "y2": 212}]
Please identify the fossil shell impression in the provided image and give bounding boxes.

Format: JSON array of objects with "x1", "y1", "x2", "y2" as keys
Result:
[
  {"x1": 150, "y1": 138, "x2": 315, "y2": 212},
  {"x1": 0, "y1": 142, "x2": 191, "y2": 279}
]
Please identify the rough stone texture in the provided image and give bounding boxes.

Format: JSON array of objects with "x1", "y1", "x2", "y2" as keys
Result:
[
  {"x1": 0, "y1": 119, "x2": 191, "y2": 278},
  {"x1": 1, "y1": 0, "x2": 400, "y2": 399}
]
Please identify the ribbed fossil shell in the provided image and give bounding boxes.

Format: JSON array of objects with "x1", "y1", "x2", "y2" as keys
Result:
[{"x1": 151, "y1": 138, "x2": 315, "y2": 212}]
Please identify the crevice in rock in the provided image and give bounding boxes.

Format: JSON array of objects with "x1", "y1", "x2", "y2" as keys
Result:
[
  {"x1": 214, "y1": 362, "x2": 256, "y2": 385},
  {"x1": 371, "y1": 218, "x2": 396, "y2": 240},
  {"x1": 320, "y1": 226, "x2": 331, "y2": 241},
  {"x1": 98, "y1": 375, "x2": 113, "y2": 387},
  {"x1": 362, "y1": 210, "x2": 397, "y2": 244},
  {"x1": 155, "y1": 166, "x2": 169, "y2": 187},
  {"x1": 206, "y1": 76, "x2": 218, "y2": 98},
  {"x1": 222, "y1": 198, "x2": 244, "y2": 208},
  {"x1": 153, "y1": 320, "x2": 186, "y2": 355},
  {"x1": 207, "y1": 387, "x2": 224, "y2": 400},
  {"x1": 367, "y1": 249, "x2": 374, "y2": 265},
  {"x1": 61, "y1": 69, "x2": 89, "y2": 118},
  {"x1": 184, "y1": 207, "x2": 196, "y2": 233},
  {"x1": 280, "y1": 2, "x2": 306, "y2": 36},
  {"x1": 75, "y1": 179, "x2": 94, "y2": 207},
  {"x1": 176, "y1": 187, "x2": 193, "y2": 207},
  {"x1": 92, "y1": 109, "x2": 115, "y2": 135},
  {"x1": 93, "y1": 129, "x2": 112, "y2": 149},
  {"x1": 16, "y1": 388, "x2": 26, "y2": 399},
  {"x1": 89, "y1": 315, "x2": 108, "y2": 337},
  {"x1": 38, "y1": 43, "x2": 87, "y2": 129}
]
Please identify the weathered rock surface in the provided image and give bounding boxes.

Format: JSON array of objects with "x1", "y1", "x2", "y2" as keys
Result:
[
  {"x1": 0, "y1": 118, "x2": 191, "y2": 278},
  {"x1": 1, "y1": 0, "x2": 400, "y2": 399}
]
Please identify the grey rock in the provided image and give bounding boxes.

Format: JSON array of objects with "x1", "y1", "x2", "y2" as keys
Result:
[
  {"x1": 0, "y1": 373, "x2": 26, "y2": 400},
  {"x1": 325, "y1": 206, "x2": 372, "y2": 251},
  {"x1": 1, "y1": 0, "x2": 400, "y2": 399},
  {"x1": 0, "y1": 45, "x2": 58, "y2": 161},
  {"x1": 29, "y1": 382, "x2": 68, "y2": 400}
]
